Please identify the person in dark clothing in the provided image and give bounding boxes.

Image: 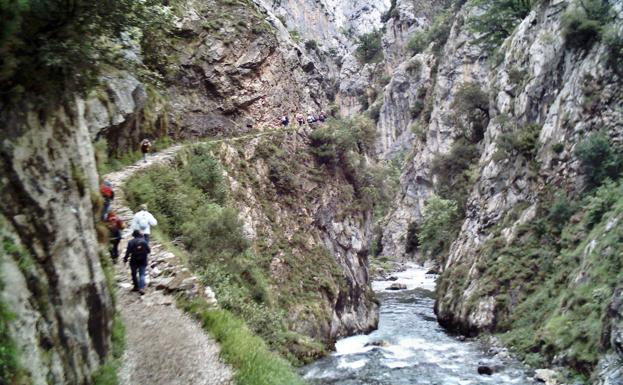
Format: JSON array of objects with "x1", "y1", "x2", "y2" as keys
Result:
[
  {"x1": 124, "y1": 230, "x2": 151, "y2": 294},
  {"x1": 318, "y1": 111, "x2": 327, "y2": 123},
  {"x1": 140, "y1": 138, "x2": 152, "y2": 163},
  {"x1": 106, "y1": 211, "x2": 125, "y2": 264},
  {"x1": 280, "y1": 114, "x2": 289, "y2": 127},
  {"x1": 100, "y1": 180, "x2": 114, "y2": 220}
]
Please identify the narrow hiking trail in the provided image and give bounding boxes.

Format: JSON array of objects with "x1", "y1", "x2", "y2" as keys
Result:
[{"x1": 103, "y1": 128, "x2": 301, "y2": 385}]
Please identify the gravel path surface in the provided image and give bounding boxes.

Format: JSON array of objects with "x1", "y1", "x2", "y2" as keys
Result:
[{"x1": 105, "y1": 145, "x2": 233, "y2": 385}]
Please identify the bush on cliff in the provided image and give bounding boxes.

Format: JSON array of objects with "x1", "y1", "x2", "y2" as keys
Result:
[
  {"x1": 469, "y1": 0, "x2": 535, "y2": 51},
  {"x1": 356, "y1": 29, "x2": 384, "y2": 63},
  {"x1": 418, "y1": 195, "x2": 458, "y2": 260},
  {"x1": 0, "y1": 0, "x2": 173, "y2": 102},
  {"x1": 562, "y1": 0, "x2": 611, "y2": 50},
  {"x1": 575, "y1": 131, "x2": 622, "y2": 190}
]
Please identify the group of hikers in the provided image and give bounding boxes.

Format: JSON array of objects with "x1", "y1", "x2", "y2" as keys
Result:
[
  {"x1": 280, "y1": 111, "x2": 327, "y2": 127},
  {"x1": 99, "y1": 137, "x2": 157, "y2": 295},
  {"x1": 97, "y1": 109, "x2": 323, "y2": 294}
]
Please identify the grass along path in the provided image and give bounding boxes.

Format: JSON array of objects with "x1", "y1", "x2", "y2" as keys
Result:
[{"x1": 104, "y1": 127, "x2": 307, "y2": 385}]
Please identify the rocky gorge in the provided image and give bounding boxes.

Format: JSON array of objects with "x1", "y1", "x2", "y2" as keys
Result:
[{"x1": 1, "y1": 0, "x2": 622, "y2": 384}]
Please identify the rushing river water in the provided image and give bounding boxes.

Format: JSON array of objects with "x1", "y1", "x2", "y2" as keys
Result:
[{"x1": 302, "y1": 266, "x2": 537, "y2": 385}]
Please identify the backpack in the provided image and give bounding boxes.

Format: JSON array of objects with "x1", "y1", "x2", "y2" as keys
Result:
[
  {"x1": 100, "y1": 185, "x2": 113, "y2": 199},
  {"x1": 137, "y1": 215, "x2": 149, "y2": 231},
  {"x1": 133, "y1": 240, "x2": 148, "y2": 264}
]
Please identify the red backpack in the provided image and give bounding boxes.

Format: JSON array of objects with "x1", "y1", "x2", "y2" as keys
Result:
[{"x1": 100, "y1": 184, "x2": 113, "y2": 199}]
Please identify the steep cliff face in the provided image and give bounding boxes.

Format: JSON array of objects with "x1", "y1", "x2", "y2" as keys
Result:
[
  {"x1": 0, "y1": 101, "x2": 114, "y2": 384},
  {"x1": 167, "y1": 0, "x2": 331, "y2": 136},
  {"x1": 381, "y1": 2, "x2": 489, "y2": 257},
  {"x1": 377, "y1": 0, "x2": 623, "y2": 380},
  {"x1": 212, "y1": 130, "x2": 378, "y2": 344}
]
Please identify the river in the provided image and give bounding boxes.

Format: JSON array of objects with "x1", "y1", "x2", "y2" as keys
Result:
[{"x1": 302, "y1": 266, "x2": 537, "y2": 385}]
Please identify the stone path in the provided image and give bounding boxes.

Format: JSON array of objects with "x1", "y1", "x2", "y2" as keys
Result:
[
  {"x1": 104, "y1": 129, "x2": 299, "y2": 385},
  {"x1": 105, "y1": 145, "x2": 231, "y2": 385}
]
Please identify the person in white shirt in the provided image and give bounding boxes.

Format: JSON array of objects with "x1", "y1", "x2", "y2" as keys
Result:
[{"x1": 131, "y1": 204, "x2": 158, "y2": 244}]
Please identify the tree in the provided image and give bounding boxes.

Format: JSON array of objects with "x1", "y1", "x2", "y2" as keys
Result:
[
  {"x1": 469, "y1": 0, "x2": 535, "y2": 51},
  {"x1": 419, "y1": 195, "x2": 459, "y2": 259}
]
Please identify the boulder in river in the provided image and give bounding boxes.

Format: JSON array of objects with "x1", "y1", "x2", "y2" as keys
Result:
[
  {"x1": 477, "y1": 359, "x2": 504, "y2": 376},
  {"x1": 386, "y1": 283, "x2": 407, "y2": 290},
  {"x1": 478, "y1": 366, "x2": 493, "y2": 375},
  {"x1": 387, "y1": 276, "x2": 399, "y2": 281},
  {"x1": 364, "y1": 340, "x2": 390, "y2": 348},
  {"x1": 534, "y1": 368, "x2": 559, "y2": 384}
]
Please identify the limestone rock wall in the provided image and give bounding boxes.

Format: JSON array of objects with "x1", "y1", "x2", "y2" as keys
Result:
[
  {"x1": 0, "y1": 100, "x2": 114, "y2": 385},
  {"x1": 381, "y1": 4, "x2": 489, "y2": 257},
  {"x1": 213, "y1": 131, "x2": 378, "y2": 344}
]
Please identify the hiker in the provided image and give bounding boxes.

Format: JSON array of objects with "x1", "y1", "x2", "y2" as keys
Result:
[
  {"x1": 306, "y1": 113, "x2": 317, "y2": 125},
  {"x1": 106, "y1": 211, "x2": 125, "y2": 264},
  {"x1": 130, "y1": 204, "x2": 157, "y2": 244},
  {"x1": 296, "y1": 113, "x2": 305, "y2": 126},
  {"x1": 100, "y1": 180, "x2": 114, "y2": 220},
  {"x1": 318, "y1": 111, "x2": 327, "y2": 123},
  {"x1": 140, "y1": 138, "x2": 152, "y2": 163},
  {"x1": 123, "y1": 230, "x2": 151, "y2": 294},
  {"x1": 280, "y1": 114, "x2": 289, "y2": 127}
]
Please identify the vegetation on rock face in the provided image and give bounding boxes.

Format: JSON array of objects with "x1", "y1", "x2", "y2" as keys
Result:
[
  {"x1": 407, "y1": 10, "x2": 454, "y2": 55},
  {"x1": 356, "y1": 29, "x2": 384, "y2": 64},
  {"x1": 437, "y1": 132, "x2": 623, "y2": 379},
  {"x1": 574, "y1": 131, "x2": 622, "y2": 190},
  {"x1": 0, "y1": 0, "x2": 174, "y2": 102},
  {"x1": 180, "y1": 298, "x2": 305, "y2": 385},
  {"x1": 418, "y1": 196, "x2": 459, "y2": 260},
  {"x1": 309, "y1": 117, "x2": 388, "y2": 211},
  {"x1": 468, "y1": 0, "x2": 535, "y2": 51},
  {"x1": 562, "y1": 0, "x2": 611, "y2": 50},
  {"x1": 125, "y1": 141, "x2": 355, "y2": 365},
  {"x1": 0, "y1": 236, "x2": 25, "y2": 385}
]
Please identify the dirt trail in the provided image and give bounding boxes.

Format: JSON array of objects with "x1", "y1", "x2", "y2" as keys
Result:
[
  {"x1": 104, "y1": 129, "x2": 299, "y2": 385},
  {"x1": 104, "y1": 144, "x2": 231, "y2": 385}
]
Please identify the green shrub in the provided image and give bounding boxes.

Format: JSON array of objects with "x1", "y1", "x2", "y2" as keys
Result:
[
  {"x1": 603, "y1": 24, "x2": 623, "y2": 73},
  {"x1": 431, "y1": 138, "x2": 480, "y2": 215},
  {"x1": 368, "y1": 102, "x2": 383, "y2": 123},
  {"x1": 584, "y1": 180, "x2": 618, "y2": 229},
  {"x1": 469, "y1": 0, "x2": 535, "y2": 51},
  {"x1": 562, "y1": 0, "x2": 611, "y2": 50},
  {"x1": 547, "y1": 193, "x2": 577, "y2": 232},
  {"x1": 304, "y1": 39, "x2": 318, "y2": 51},
  {"x1": 183, "y1": 146, "x2": 228, "y2": 204},
  {"x1": 496, "y1": 123, "x2": 542, "y2": 160},
  {"x1": 575, "y1": 131, "x2": 622, "y2": 189},
  {"x1": 181, "y1": 204, "x2": 249, "y2": 261},
  {"x1": 552, "y1": 142, "x2": 565, "y2": 154},
  {"x1": 309, "y1": 116, "x2": 376, "y2": 168},
  {"x1": 180, "y1": 299, "x2": 306, "y2": 385},
  {"x1": 451, "y1": 82, "x2": 489, "y2": 143},
  {"x1": 418, "y1": 195, "x2": 459, "y2": 260},
  {"x1": 405, "y1": 222, "x2": 420, "y2": 254},
  {"x1": 0, "y1": 0, "x2": 173, "y2": 102},
  {"x1": 355, "y1": 29, "x2": 384, "y2": 63},
  {"x1": 407, "y1": 11, "x2": 453, "y2": 55},
  {"x1": 411, "y1": 122, "x2": 427, "y2": 142}
]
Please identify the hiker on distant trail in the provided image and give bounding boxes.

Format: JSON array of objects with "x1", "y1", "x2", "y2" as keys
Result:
[
  {"x1": 124, "y1": 230, "x2": 151, "y2": 295},
  {"x1": 130, "y1": 204, "x2": 157, "y2": 244},
  {"x1": 280, "y1": 114, "x2": 289, "y2": 127},
  {"x1": 296, "y1": 113, "x2": 305, "y2": 126},
  {"x1": 140, "y1": 138, "x2": 152, "y2": 163},
  {"x1": 106, "y1": 211, "x2": 125, "y2": 264},
  {"x1": 100, "y1": 180, "x2": 114, "y2": 220},
  {"x1": 318, "y1": 111, "x2": 327, "y2": 123},
  {"x1": 307, "y1": 113, "x2": 317, "y2": 125}
]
